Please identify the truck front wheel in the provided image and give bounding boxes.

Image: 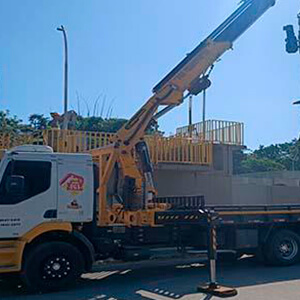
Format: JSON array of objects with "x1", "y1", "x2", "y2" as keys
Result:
[
  {"x1": 264, "y1": 230, "x2": 300, "y2": 266},
  {"x1": 21, "y1": 241, "x2": 84, "y2": 291}
]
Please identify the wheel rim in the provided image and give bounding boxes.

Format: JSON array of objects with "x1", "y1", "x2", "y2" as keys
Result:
[
  {"x1": 277, "y1": 238, "x2": 298, "y2": 260},
  {"x1": 41, "y1": 256, "x2": 72, "y2": 281}
]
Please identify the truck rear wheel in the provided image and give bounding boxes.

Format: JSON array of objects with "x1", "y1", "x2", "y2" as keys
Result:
[
  {"x1": 21, "y1": 241, "x2": 84, "y2": 291},
  {"x1": 264, "y1": 230, "x2": 300, "y2": 266}
]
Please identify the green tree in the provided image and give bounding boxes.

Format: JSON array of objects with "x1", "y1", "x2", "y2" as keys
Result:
[
  {"x1": 0, "y1": 110, "x2": 23, "y2": 133},
  {"x1": 239, "y1": 157, "x2": 286, "y2": 173},
  {"x1": 75, "y1": 116, "x2": 160, "y2": 134},
  {"x1": 233, "y1": 139, "x2": 300, "y2": 174},
  {"x1": 253, "y1": 140, "x2": 300, "y2": 171},
  {"x1": 76, "y1": 117, "x2": 127, "y2": 132},
  {"x1": 29, "y1": 114, "x2": 49, "y2": 130}
]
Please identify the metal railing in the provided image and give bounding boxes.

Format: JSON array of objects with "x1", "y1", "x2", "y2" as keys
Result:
[
  {"x1": 43, "y1": 129, "x2": 113, "y2": 153},
  {"x1": 0, "y1": 131, "x2": 44, "y2": 149},
  {"x1": 145, "y1": 136, "x2": 212, "y2": 165},
  {"x1": 176, "y1": 120, "x2": 244, "y2": 146},
  {"x1": 0, "y1": 129, "x2": 213, "y2": 165}
]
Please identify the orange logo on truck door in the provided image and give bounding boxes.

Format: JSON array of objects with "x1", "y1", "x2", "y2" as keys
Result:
[{"x1": 60, "y1": 173, "x2": 85, "y2": 209}]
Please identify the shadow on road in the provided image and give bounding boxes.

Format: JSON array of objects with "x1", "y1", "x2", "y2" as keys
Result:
[
  {"x1": 216, "y1": 256, "x2": 300, "y2": 288},
  {"x1": 1, "y1": 256, "x2": 300, "y2": 299}
]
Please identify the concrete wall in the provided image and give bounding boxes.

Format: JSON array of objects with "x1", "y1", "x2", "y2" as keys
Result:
[
  {"x1": 212, "y1": 144, "x2": 244, "y2": 175},
  {"x1": 232, "y1": 173, "x2": 300, "y2": 205},
  {"x1": 154, "y1": 167, "x2": 300, "y2": 206},
  {"x1": 154, "y1": 167, "x2": 233, "y2": 205},
  {"x1": 231, "y1": 183, "x2": 300, "y2": 205}
]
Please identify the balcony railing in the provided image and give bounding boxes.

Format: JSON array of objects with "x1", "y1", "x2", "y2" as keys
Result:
[
  {"x1": 43, "y1": 129, "x2": 114, "y2": 153},
  {"x1": 145, "y1": 135, "x2": 212, "y2": 165},
  {"x1": 0, "y1": 131, "x2": 44, "y2": 150},
  {"x1": 176, "y1": 119, "x2": 244, "y2": 146},
  {"x1": 0, "y1": 129, "x2": 212, "y2": 165}
]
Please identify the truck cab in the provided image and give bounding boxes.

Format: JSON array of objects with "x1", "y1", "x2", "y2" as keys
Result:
[{"x1": 0, "y1": 145, "x2": 94, "y2": 239}]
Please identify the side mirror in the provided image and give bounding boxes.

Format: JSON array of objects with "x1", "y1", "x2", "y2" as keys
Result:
[{"x1": 6, "y1": 175, "x2": 25, "y2": 197}]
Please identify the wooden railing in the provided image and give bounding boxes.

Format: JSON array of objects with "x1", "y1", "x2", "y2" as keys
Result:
[
  {"x1": 176, "y1": 119, "x2": 244, "y2": 146},
  {"x1": 0, "y1": 129, "x2": 213, "y2": 165}
]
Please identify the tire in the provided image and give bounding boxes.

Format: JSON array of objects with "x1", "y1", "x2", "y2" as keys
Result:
[
  {"x1": 264, "y1": 230, "x2": 300, "y2": 266},
  {"x1": 21, "y1": 241, "x2": 84, "y2": 292},
  {"x1": 0, "y1": 273, "x2": 21, "y2": 288}
]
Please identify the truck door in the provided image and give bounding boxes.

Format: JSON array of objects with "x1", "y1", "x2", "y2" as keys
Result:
[
  {"x1": 57, "y1": 155, "x2": 93, "y2": 223},
  {"x1": 0, "y1": 158, "x2": 56, "y2": 239}
]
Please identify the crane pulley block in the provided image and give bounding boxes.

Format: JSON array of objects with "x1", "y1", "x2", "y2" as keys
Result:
[{"x1": 188, "y1": 76, "x2": 212, "y2": 96}]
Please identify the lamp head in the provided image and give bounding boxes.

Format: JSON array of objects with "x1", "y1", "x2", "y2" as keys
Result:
[{"x1": 56, "y1": 25, "x2": 64, "y2": 31}]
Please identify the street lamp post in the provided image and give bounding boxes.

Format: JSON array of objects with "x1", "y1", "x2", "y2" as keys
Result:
[
  {"x1": 290, "y1": 13, "x2": 300, "y2": 108},
  {"x1": 284, "y1": 13, "x2": 300, "y2": 131},
  {"x1": 298, "y1": 12, "x2": 300, "y2": 46},
  {"x1": 57, "y1": 25, "x2": 69, "y2": 127},
  {"x1": 283, "y1": 13, "x2": 299, "y2": 54},
  {"x1": 284, "y1": 13, "x2": 300, "y2": 171}
]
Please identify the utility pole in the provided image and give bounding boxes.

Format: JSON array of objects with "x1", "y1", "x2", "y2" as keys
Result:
[{"x1": 57, "y1": 25, "x2": 69, "y2": 129}]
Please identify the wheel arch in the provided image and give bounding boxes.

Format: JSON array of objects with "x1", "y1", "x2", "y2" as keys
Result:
[
  {"x1": 22, "y1": 225, "x2": 95, "y2": 272},
  {"x1": 259, "y1": 224, "x2": 300, "y2": 245}
]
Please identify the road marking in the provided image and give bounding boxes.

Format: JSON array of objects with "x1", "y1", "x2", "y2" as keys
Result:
[
  {"x1": 136, "y1": 290, "x2": 206, "y2": 300},
  {"x1": 176, "y1": 263, "x2": 205, "y2": 269},
  {"x1": 136, "y1": 290, "x2": 176, "y2": 300},
  {"x1": 120, "y1": 269, "x2": 132, "y2": 275},
  {"x1": 86, "y1": 295, "x2": 121, "y2": 300},
  {"x1": 82, "y1": 271, "x2": 119, "y2": 280},
  {"x1": 86, "y1": 295, "x2": 106, "y2": 300}
]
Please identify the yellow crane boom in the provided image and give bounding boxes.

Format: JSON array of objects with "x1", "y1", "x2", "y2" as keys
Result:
[{"x1": 92, "y1": 0, "x2": 276, "y2": 227}]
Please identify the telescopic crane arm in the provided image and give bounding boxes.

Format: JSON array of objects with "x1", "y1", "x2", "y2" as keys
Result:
[
  {"x1": 92, "y1": 0, "x2": 276, "y2": 226},
  {"x1": 115, "y1": 0, "x2": 276, "y2": 147}
]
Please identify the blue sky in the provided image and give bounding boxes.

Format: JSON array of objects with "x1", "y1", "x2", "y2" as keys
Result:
[{"x1": 0, "y1": 0, "x2": 299, "y2": 149}]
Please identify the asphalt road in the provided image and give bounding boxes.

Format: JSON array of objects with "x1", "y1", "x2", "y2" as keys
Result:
[{"x1": 1, "y1": 257, "x2": 300, "y2": 300}]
